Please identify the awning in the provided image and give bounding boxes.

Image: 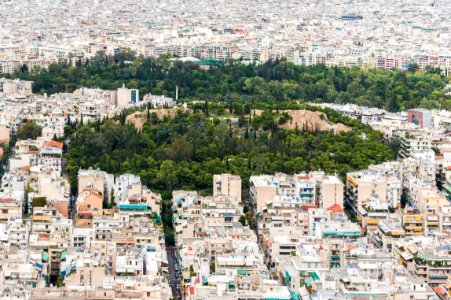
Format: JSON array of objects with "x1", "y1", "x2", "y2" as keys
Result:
[
  {"x1": 407, "y1": 245, "x2": 418, "y2": 254},
  {"x1": 358, "y1": 207, "x2": 368, "y2": 216},
  {"x1": 119, "y1": 204, "x2": 148, "y2": 210},
  {"x1": 285, "y1": 271, "x2": 291, "y2": 283},
  {"x1": 41, "y1": 251, "x2": 48, "y2": 262},
  {"x1": 237, "y1": 269, "x2": 252, "y2": 276},
  {"x1": 400, "y1": 252, "x2": 413, "y2": 260},
  {"x1": 310, "y1": 272, "x2": 320, "y2": 282},
  {"x1": 443, "y1": 184, "x2": 451, "y2": 194}
]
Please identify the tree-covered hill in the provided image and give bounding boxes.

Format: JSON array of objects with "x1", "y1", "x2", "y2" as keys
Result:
[
  {"x1": 5, "y1": 52, "x2": 450, "y2": 112},
  {"x1": 65, "y1": 104, "x2": 396, "y2": 196}
]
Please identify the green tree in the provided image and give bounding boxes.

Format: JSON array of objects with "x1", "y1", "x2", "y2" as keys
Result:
[
  {"x1": 32, "y1": 197, "x2": 47, "y2": 208},
  {"x1": 56, "y1": 276, "x2": 64, "y2": 287},
  {"x1": 17, "y1": 121, "x2": 42, "y2": 140},
  {"x1": 157, "y1": 160, "x2": 178, "y2": 191}
]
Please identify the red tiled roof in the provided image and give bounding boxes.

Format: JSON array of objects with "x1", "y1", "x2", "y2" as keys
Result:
[
  {"x1": 327, "y1": 204, "x2": 344, "y2": 213},
  {"x1": 302, "y1": 205, "x2": 316, "y2": 211},
  {"x1": 116, "y1": 240, "x2": 134, "y2": 244},
  {"x1": 0, "y1": 198, "x2": 14, "y2": 203},
  {"x1": 433, "y1": 286, "x2": 446, "y2": 296},
  {"x1": 188, "y1": 286, "x2": 195, "y2": 295},
  {"x1": 346, "y1": 244, "x2": 355, "y2": 250},
  {"x1": 42, "y1": 140, "x2": 63, "y2": 149}
]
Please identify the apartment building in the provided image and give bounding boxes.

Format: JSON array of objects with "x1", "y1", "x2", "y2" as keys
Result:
[
  {"x1": 408, "y1": 109, "x2": 433, "y2": 128},
  {"x1": 213, "y1": 173, "x2": 242, "y2": 205},
  {"x1": 38, "y1": 140, "x2": 63, "y2": 175},
  {"x1": 117, "y1": 85, "x2": 139, "y2": 107},
  {"x1": 114, "y1": 174, "x2": 161, "y2": 214},
  {"x1": 0, "y1": 198, "x2": 22, "y2": 221},
  {"x1": 78, "y1": 168, "x2": 114, "y2": 204},
  {"x1": 398, "y1": 134, "x2": 432, "y2": 159},
  {"x1": 346, "y1": 171, "x2": 387, "y2": 211},
  {"x1": 394, "y1": 237, "x2": 451, "y2": 287},
  {"x1": 250, "y1": 173, "x2": 316, "y2": 213},
  {"x1": 173, "y1": 176, "x2": 290, "y2": 299},
  {"x1": 1, "y1": 79, "x2": 32, "y2": 96},
  {"x1": 314, "y1": 173, "x2": 344, "y2": 210}
]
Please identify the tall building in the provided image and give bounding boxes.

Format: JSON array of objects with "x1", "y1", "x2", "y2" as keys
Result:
[
  {"x1": 213, "y1": 174, "x2": 241, "y2": 204},
  {"x1": 78, "y1": 168, "x2": 114, "y2": 204},
  {"x1": 346, "y1": 172, "x2": 387, "y2": 210},
  {"x1": 1, "y1": 79, "x2": 33, "y2": 95},
  {"x1": 317, "y1": 175, "x2": 344, "y2": 210},
  {"x1": 408, "y1": 109, "x2": 432, "y2": 128},
  {"x1": 250, "y1": 173, "x2": 316, "y2": 213},
  {"x1": 116, "y1": 84, "x2": 139, "y2": 107}
]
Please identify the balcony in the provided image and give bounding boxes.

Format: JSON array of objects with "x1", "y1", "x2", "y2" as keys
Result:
[
  {"x1": 429, "y1": 275, "x2": 449, "y2": 280},
  {"x1": 414, "y1": 267, "x2": 427, "y2": 275},
  {"x1": 404, "y1": 225, "x2": 423, "y2": 232},
  {"x1": 300, "y1": 193, "x2": 314, "y2": 198},
  {"x1": 365, "y1": 218, "x2": 379, "y2": 225}
]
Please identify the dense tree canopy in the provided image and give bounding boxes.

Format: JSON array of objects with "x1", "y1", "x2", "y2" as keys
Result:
[
  {"x1": 17, "y1": 121, "x2": 42, "y2": 140},
  {"x1": 5, "y1": 52, "x2": 450, "y2": 112},
  {"x1": 64, "y1": 104, "x2": 396, "y2": 197}
]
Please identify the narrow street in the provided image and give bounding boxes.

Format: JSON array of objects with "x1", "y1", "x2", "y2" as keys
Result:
[{"x1": 166, "y1": 246, "x2": 182, "y2": 299}]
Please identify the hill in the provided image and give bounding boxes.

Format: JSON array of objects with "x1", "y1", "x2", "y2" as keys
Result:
[
  {"x1": 6, "y1": 53, "x2": 450, "y2": 112},
  {"x1": 64, "y1": 105, "x2": 395, "y2": 195}
]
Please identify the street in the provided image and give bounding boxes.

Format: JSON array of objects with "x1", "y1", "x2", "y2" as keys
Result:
[{"x1": 166, "y1": 246, "x2": 182, "y2": 299}]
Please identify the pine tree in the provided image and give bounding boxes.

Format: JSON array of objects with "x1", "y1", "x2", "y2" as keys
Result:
[
  {"x1": 388, "y1": 95, "x2": 400, "y2": 112},
  {"x1": 204, "y1": 100, "x2": 209, "y2": 117}
]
